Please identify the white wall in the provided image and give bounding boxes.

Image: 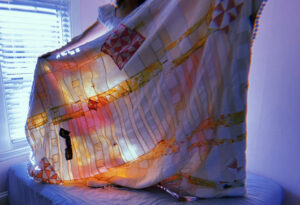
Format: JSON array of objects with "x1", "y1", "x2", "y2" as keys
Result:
[{"x1": 247, "y1": 0, "x2": 300, "y2": 204}]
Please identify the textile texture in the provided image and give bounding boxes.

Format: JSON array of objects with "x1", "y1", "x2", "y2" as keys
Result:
[
  {"x1": 26, "y1": 0, "x2": 263, "y2": 198},
  {"x1": 8, "y1": 162, "x2": 285, "y2": 205}
]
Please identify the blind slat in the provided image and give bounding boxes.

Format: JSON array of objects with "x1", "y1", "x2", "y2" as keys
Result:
[{"x1": 0, "y1": 0, "x2": 70, "y2": 141}]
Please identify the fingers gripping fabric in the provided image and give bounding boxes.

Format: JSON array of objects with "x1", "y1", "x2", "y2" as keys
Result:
[{"x1": 26, "y1": 0, "x2": 264, "y2": 198}]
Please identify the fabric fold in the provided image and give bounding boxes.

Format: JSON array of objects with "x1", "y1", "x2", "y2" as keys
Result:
[{"x1": 26, "y1": 0, "x2": 264, "y2": 198}]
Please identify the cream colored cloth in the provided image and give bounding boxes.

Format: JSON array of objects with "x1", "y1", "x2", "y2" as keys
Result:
[{"x1": 26, "y1": 0, "x2": 264, "y2": 198}]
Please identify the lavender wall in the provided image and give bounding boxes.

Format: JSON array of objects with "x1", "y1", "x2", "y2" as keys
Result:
[
  {"x1": 247, "y1": 0, "x2": 300, "y2": 204},
  {"x1": 71, "y1": 0, "x2": 110, "y2": 37}
]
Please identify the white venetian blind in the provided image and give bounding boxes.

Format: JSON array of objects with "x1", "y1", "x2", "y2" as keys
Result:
[{"x1": 0, "y1": 0, "x2": 71, "y2": 142}]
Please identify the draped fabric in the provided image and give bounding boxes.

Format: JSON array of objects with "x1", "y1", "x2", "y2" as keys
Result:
[{"x1": 26, "y1": 0, "x2": 264, "y2": 198}]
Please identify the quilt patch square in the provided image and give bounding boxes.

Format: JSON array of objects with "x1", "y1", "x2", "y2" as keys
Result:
[
  {"x1": 30, "y1": 157, "x2": 62, "y2": 184},
  {"x1": 101, "y1": 24, "x2": 145, "y2": 70},
  {"x1": 209, "y1": 0, "x2": 244, "y2": 32}
]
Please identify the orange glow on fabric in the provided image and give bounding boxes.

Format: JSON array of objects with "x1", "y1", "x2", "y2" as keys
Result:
[{"x1": 25, "y1": 0, "x2": 265, "y2": 199}]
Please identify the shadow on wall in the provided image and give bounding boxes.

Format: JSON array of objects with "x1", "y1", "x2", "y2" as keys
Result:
[
  {"x1": 284, "y1": 190, "x2": 300, "y2": 205},
  {"x1": 247, "y1": 0, "x2": 300, "y2": 205}
]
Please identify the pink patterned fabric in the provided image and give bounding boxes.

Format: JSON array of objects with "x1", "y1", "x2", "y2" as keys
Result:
[
  {"x1": 101, "y1": 24, "x2": 145, "y2": 70},
  {"x1": 209, "y1": 0, "x2": 244, "y2": 33},
  {"x1": 29, "y1": 157, "x2": 62, "y2": 184}
]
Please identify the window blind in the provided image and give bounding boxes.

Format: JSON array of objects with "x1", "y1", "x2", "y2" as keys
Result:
[{"x1": 0, "y1": 0, "x2": 71, "y2": 142}]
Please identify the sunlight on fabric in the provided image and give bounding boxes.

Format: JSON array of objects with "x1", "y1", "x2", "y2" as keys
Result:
[
  {"x1": 24, "y1": 0, "x2": 264, "y2": 198},
  {"x1": 56, "y1": 48, "x2": 81, "y2": 59}
]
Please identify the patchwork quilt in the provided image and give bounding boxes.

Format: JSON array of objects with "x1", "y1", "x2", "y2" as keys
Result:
[{"x1": 26, "y1": 0, "x2": 265, "y2": 198}]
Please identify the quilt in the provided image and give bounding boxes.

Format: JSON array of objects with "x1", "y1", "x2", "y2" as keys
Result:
[{"x1": 26, "y1": 0, "x2": 265, "y2": 198}]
